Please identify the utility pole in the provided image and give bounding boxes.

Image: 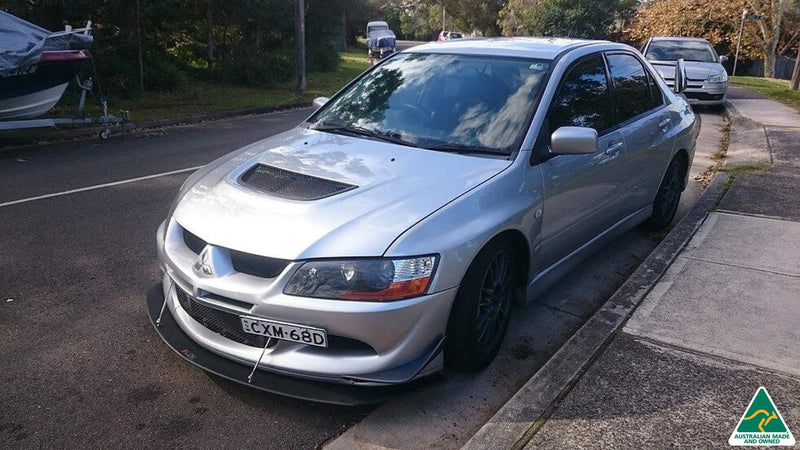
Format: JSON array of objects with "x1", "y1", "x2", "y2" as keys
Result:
[
  {"x1": 442, "y1": 6, "x2": 446, "y2": 31},
  {"x1": 295, "y1": 0, "x2": 306, "y2": 95},
  {"x1": 791, "y1": 47, "x2": 800, "y2": 90}
]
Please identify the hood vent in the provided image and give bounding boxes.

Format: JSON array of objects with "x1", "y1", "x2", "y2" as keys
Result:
[{"x1": 239, "y1": 164, "x2": 356, "y2": 201}]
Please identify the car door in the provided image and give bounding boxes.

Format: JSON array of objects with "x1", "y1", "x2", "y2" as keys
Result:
[
  {"x1": 605, "y1": 52, "x2": 675, "y2": 214},
  {"x1": 534, "y1": 53, "x2": 628, "y2": 272}
]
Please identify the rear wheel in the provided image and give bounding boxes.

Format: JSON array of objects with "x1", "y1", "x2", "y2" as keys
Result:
[
  {"x1": 445, "y1": 239, "x2": 516, "y2": 369},
  {"x1": 642, "y1": 156, "x2": 686, "y2": 231}
]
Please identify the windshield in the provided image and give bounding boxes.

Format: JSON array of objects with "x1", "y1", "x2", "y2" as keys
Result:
[
  {"x1": 310, "y1": 53, "x2": 551, "y2": 155},
  {"x1": 645, "y1": 40, "x2": 717, "y2": 62},
  {"x1": 368, "y1": 25, "x2": 389, "y2": 33}
]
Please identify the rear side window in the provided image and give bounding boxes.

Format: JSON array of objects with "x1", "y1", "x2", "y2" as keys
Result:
[
  {"x1": 606, "y1": 53, "x2": 656, "y2": 123},
  {"x1": 548, "y1": 55, "x2": 612, "y2": 133}
]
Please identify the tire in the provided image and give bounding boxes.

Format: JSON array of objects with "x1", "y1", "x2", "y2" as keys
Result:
[
  {"x1": 641, "y1": 156, "x2": 686, "y2": 231},
  {"x1": 445, "y1": 239, "x2": 516, "y2": 369}
]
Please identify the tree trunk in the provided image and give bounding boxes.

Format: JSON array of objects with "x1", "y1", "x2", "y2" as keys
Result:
[
  {"x1": 766, "y1": 0, "x2": 786, "y2": 77},
  {"x1": 295, "y1": 0, "x2": 306, "y2": 94},
  {"x1": 791, "y1": 48, "x2": 800, "y2": 90},
  {"x1": 135, "y1": 0, "x2": 144, "y2": 93},
  {"x1": 205, "y1": 0, "x2": 214, "y2": 70},
  {"x1": 765, "y1": 51, "x2": 776, "y2": 78},
  {"x1": 342, "y1": 11, "x2": 347, "y2": 50}
]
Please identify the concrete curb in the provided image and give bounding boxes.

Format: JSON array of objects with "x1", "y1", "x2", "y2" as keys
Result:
[
  {"x1": 724, "y1": 101, "x2": 773, "y2": 167},
  {"x1": 0, "y1": 101, "x2": 312, "y2": 148},
  {"x1": 462, "y1": 130, "x2": 733, "y2": 449}
]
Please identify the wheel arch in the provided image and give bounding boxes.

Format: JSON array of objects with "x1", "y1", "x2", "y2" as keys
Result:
[
  {"x1": 673, "y1": 147, "x2": 690, "y2": 190},
  {"x1": 460, "y1": 229, "x2": 531, "y2": 305}
]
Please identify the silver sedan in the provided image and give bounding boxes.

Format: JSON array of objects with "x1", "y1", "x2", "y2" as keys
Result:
[
  {"x1": 148, "y1": 37, "x2": 697, "y2": 404},
  {"x1": 643, "y1": 37, "x2": 729, "y2": 106}
]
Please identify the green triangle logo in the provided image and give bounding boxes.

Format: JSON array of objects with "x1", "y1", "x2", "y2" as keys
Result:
[{"x1": 729, "y1": 387, "x2": 795, "y2": 446}]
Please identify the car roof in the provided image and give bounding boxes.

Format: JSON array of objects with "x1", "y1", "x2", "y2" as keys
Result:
[
  {"x1": 367, "y1": 21, "x2": 388, "y2": 27},
  {"x1": 409, "y1": 37, "x2": 616, "y2": 60},
  {"x1": 649, "y1": 37, "x2": 710, "y2": 43}
]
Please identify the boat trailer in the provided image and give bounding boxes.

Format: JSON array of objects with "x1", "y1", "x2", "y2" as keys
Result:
[{"x1": 0, "y1": 76, "x2": 128, "y2": 140}]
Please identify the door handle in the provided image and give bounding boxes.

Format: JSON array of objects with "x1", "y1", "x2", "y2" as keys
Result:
[
  {"x1": 659, "y1": 116, "x2": 671, "y2": 129},
  {"x1": 605, "y1": 142, "x2": 623, "y2": 155}
]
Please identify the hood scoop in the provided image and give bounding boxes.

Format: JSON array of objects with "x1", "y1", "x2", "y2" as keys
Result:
[{"x1": 239, "y1": 164, "x2": 357, "y2": 201}]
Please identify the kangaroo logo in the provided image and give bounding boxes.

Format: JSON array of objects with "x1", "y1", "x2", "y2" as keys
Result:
[{"x1": 729, "y1": 387, "x2": 795, "y2": 446}]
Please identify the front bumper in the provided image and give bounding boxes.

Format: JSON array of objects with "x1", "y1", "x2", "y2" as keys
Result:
[
  {"x1": 368, "y1": 47, "x2": 395, "y2": 59},
  {"x1": 666, "y1": 79, "x2": 727, "y2": 105},
  {"x1": 146, "y1": 283, "x2": 442, "y2": 405},
  {"x1": 152, "y1": 219, "x2": 453, "y2": 400}
]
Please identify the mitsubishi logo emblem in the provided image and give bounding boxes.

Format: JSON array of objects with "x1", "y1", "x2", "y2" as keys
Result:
[{"x1": 194, "y1": 247, "x2": 214, "y2": 276}]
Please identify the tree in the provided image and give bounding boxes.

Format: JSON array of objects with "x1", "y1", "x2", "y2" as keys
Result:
[
  {"x1": 627, "y1": 0, "x2": 756, "y2": 58},
  {"x1": 499, "y1": 0, "x2": 638, "y2": 39},
  {"x1": 628, "y1": 0, "x2": 800, "y2": 78},
  {"x1": 747, "y1": 0, "x2": 788, "y2": 77}
]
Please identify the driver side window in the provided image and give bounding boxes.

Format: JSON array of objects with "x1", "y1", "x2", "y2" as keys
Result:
[{"x1": 548, "y1": 55, "x2": 613, "y2": 134}]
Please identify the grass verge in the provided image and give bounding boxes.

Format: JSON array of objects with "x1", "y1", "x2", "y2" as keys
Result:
[
  {"x1": 729, "y1": 76, "x2": 800, "y2": 112},
  {"x1": 52, "y1": 50, "x2": 369, "y2": 123}
]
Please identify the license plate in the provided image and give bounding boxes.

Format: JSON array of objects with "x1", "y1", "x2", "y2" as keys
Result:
[{"x1": 240, "y1": 316, "x2": 327, "y2": 348}]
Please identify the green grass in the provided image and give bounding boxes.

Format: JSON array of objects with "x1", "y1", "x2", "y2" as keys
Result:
[
  {"x1": 729, "y1": 76, "x2": 800, "y2": 112},
  {"x1": 52, "y1": 50, "x2": 370, "y2": 123},
  {"x1": 718, "y1": 163, "x2": 772, "y2": 175}
]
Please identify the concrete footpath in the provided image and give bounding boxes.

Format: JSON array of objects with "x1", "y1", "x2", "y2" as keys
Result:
[{"x1": 466, "y1": 93, "x2": 800, "y2": 448}]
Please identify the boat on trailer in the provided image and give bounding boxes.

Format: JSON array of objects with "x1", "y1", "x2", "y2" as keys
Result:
[{"x1": 0, "y1": 11, "x2": 126, "y2": 139}]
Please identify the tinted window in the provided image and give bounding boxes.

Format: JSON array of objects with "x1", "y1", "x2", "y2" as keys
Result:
[
  {"x1": 647, "y1": 70, "x2": 664, "y2": 107},
  {"x1": 548, "y1": 55, "x2": 612, "y2": 133},
  {"x1": 311, "y1": 53, "x2": 551, "y2": 154},
  {"x1": 607, "y1": 54, "x2": 654, "y2": 123},
  {"x1": 645, "y1": 40, "x2": 717, "y2": 62}
]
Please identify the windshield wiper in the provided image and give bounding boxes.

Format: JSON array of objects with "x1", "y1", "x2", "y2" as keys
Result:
[
  {"x1": 310, "y1": 124, "x2": 415, "y2": 147},
  {"x1": 424, "y1": 142, "x2": 508, "y2": 157}
]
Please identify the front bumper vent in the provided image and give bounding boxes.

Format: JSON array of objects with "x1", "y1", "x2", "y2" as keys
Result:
[
  {"x1": 175, "y1": 287, "x2": 377, "y2": 355},
  {"x1": 239, "y1": 164, "x2": 356, "y2": 201}
]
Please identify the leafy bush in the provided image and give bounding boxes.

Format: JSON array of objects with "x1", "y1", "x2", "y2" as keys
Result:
[
  {"x1": 220, "y1": 52, "x2": 294, "y2": 87},
  {"x1": 307, "y1": 41, "x2": 341, "y2": 73}
]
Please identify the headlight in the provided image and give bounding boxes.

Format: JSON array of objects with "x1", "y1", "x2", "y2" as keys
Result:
[
  {"x1": 708, "y1": 72, "x2": 728, "y2": 83},
  {"x1": 284, "y1": 255, "x2": 437, "y2": 301}
]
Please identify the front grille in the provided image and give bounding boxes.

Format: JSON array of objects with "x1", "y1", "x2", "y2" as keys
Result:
[
  {"x1": 176, "y1": 288, "x2": 270, "y2": 348},
  {"x1": 230, "y1": 250, "x2": 289, "y2": 278},
  {"x1": 183, "y1": 228, "x2": 207, "y2": 254},
  {"x1": 239, "y1": 164, "x2": 356, "y2": 201},
  {"x1": 181, "y1": 226, "x2": 289, "y2": 278}
]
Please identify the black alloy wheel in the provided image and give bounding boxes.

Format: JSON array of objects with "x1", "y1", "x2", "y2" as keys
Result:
[
  {"x1": 642, "y1": 156, "x2": 686, "y2": 231},
  {"x1": 445, "y1": 239, "x2": 515, "y2": 369}
]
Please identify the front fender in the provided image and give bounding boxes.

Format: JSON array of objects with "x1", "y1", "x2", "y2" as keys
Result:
[{"x1": 385, "y1": 162, "x2": 544, "y2": 294}]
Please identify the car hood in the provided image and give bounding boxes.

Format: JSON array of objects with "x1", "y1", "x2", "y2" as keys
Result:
[
  {"x1": 650, "y1": 60, "x2": 724, "y2": 81},
  {"x1": 173, "y1": 128, "x2": 512, "y2": 260}
]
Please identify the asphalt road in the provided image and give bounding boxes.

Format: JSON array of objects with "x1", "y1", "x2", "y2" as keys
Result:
[
  {"x1": 0, "y1": 109, "x2": 374, "y2": 449},
  {"x1": 0, "y1": 107, "x2": 724, "y2": 449}
]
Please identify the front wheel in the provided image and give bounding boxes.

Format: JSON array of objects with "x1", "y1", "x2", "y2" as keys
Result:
[
  {"x1": 642, "y1": 156, "x2": 686, "y2": 231},
  {"x1": 445, "y1": 239, "x2": 516, "y2": 369}
]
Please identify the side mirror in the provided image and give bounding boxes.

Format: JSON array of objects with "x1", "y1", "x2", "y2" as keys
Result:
[
  {"x1": 719, "y1": 55, "x2": 729, "y2": 64},
  {"x1": 312, "y1": 96, "x2": 330, "y2": 109},
  {"x1": 550, "y1": 126, "x2": 597, "y2": 155},
  {"x1": 674, "y1": 58, "x2": 687, "y2": 94}
]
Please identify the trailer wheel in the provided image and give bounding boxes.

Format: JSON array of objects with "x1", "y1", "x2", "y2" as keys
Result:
[{"x1": 99, "y1": 129, "x2": 110, "y2": 140}]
